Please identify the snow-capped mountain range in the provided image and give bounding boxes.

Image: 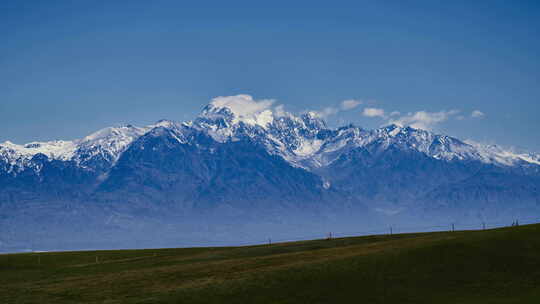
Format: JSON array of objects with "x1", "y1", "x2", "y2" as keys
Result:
[
  {"x1": 1, "y1": 97, "x2": 539, "y2": 252},
  {"x1": 2, "y1": 101, "x2": 538, "y2": 175}
]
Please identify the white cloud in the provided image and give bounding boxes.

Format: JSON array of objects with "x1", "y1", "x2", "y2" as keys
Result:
[
  {"x1": 209, "y1": 95, "x2": 363, "y2": 124},
  {"x1": 311, "y1": 99, "x2": 364, "y2": 118},
  {"x1": 362, "y1": 108, "x2": 386, "y2": 118},
  {"x1": 209, "y1": 94, "x2": 276, "y2": 127},
  {"x1": 210, "y1": 94, "x2": 274, "y2": 117},
  {"x1": 389, "y1": 110, "x2": 459, "y2": 130},
  {"x1": 273, "y1": 104, "x2": 287, "y2": 117},
  {"x1": 340, "y1": 99, "x2": 362, "y2": 110},
  {"x1": 316, "y1": 106, "x2": 340, "y2": 118},
  {"x1": 471, "y1": 110, "x2": 485, "y2": 118},
  {"x1": 360, "y1": 104, "x2": 468, "y2": 130},
  {"x1": 208, "y1": 95, "x2": 468, "y2": 132}
]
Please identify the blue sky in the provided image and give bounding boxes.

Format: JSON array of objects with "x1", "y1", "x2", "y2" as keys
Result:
[{"x1": 1, "y1": 0, "x2": 539, "y2": 151}]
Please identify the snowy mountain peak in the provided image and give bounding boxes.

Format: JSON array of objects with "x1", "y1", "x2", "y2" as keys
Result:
[
  {"x1": 0, "y1": 139, "x2": 77, "y2": 173},
  {"x1": 74, "y1": 125, "x2": 151, "y2": 169},
  {"x1": 81, "y1": 125, "x2": 148, "y2": 143},
  {"x1": 152, "y1": 119, "x2": 181, "y2": 130},
  {"x1": 300, "y1": 112, "x2": 327, "y2": 131},
  {"x1": 0, "y1": 124, "x2": 154, "y2": 174},
  {"x1": 464, "y1": 140, "x2": 540, "y2": 166},
  {"x1": 0, "y1": 139, "x2": 76, "y2": 161},
  {"x1": 199, "y1": 94, "x2": 275, "y2": 128}
]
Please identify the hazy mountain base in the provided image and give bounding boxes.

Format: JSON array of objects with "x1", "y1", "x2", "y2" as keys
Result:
[
  {"x1": 0, "y1": 199, "x2": 368, "y2": 252},
  {"x1": 1, "y1": 195, "x2": 537, "y2": 253}
]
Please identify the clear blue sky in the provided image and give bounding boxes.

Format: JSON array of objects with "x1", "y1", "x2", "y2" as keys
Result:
[{"x1": 1, "y1": 0, "x2": 539, "y2": 151}]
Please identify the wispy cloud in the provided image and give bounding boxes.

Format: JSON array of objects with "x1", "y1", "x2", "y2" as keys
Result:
[
  {"x1": 210, "y1": 95, "x2": 484, "y2": 132},
  {"x1": 273, "y1": 104, "x2": 287, "y2": 117},
  {"x1": 312, "y1": 99, "x2": 363, "y2": 118},
  {"x1": 471, "y1": 110, "x2": 485, "y2": 118},
  {"x1": 362, "y1": 107, "x2": 386, "y2": 118},
  {"x1": 340, "y1": 99, "x2": 362, "y2": 110},
  {"x1": 360, "y1": 103, "x2": 486, "y2": 130},
  {"x1": 314, "y1": 106, "x2": 340, "y2": 118},
  {"x1": 388, "y1": 110, "x2": 460, "y2": 130}
]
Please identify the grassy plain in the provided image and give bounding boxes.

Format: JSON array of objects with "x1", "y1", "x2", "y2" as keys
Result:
[{"x1": 1, "y1": 224, "x2": 540, "y2": 303}]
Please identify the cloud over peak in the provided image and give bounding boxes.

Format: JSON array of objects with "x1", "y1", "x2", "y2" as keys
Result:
[
  {"x1": 206, "y1": 94, "x2": 485, "y2": 132},
  {"x1": 208, "y1": 94, "x2": 276, "y2": 127},
  {"x1": 206, "y1": 94, "x2": 365, "y2": 127},
  {"x1": 388, "y1": 110, "x2": 459, "y2": 130},
  {"x1": 359, "y1": 103, "x2": 486, "y2": 131},
  {"x1": 471, "y1": 110, "x2": 485, "y2": 118},
  {"x1": 362, "y1": 107, "x2": 386, "y2": 118},
  {"x1": 311, "y1": 99, "x2": 363, "y2": 118},
  {"x1": 210, "y1": 94, "x2": 274, "y2": 117},
  {"x1": 340, "y1": 99, "x2": 362, "y2": 110}
]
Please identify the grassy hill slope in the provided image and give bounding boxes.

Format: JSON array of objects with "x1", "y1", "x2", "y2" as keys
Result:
[{"x1": 1, "y1": 224, "x2": 540, "y2": 303}]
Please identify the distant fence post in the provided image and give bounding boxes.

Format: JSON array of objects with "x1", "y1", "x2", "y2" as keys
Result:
[
  {"x1": 268, "y1": 238, "x2": 272, "y2": 245},
  {"x1": 482, "y1": 222, "x2": 486, "y2": 230},
  {"x1": 390, "y1": 226, "x2": 393, "y2": 236},
  {"x1": 452, "y1": 223, "x2": 455, "y2": 232}
]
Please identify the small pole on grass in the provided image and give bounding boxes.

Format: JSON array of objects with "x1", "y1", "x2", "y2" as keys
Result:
[
  {"x1": 482, "y1": 222, "x2": 486, "y2": 230},
  {"x1": 268, "y1": 238, "x2": 272, "y2": 245},
  {"x1": 452, "y1": 223, "x2": 455, "y2": 232},
  {"x1": 390, "y1": 226, "x2": 393, "y2": 236}
]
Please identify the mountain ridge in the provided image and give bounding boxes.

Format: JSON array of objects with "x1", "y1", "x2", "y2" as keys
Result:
[
  {"x1": 0, "y1": 97, "x2": 539, "y2": 251},
  {"x1": 2, "y1": 108, "x2": 538, "y2": 174}
]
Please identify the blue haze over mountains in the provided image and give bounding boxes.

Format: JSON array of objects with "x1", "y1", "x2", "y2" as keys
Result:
[{"x1": 1, "y1": 96, "x2": 539, "y2": 252}]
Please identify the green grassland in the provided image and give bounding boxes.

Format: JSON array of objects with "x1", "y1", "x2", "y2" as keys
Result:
[{"x1": 2, "y1": 224, "x2": 540, "y2": 304}]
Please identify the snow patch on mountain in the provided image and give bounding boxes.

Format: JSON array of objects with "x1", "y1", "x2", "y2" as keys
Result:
[
  {"x1": 0, "y1": 140, "x2": 76, "y2": 160},
  {"x1": 0, "y1": 140, "x2": 77, "y2": 173},
  {"x1": 464, "y1": 140, "x2": 540, "y2": 166},
  {"x1": 294, "y1": 139, "x2": 324, "y2": 157},
  {"x1": 74, "y1": 125, "x2": 151, "y2": 167},
  {"x1": 0, "y1": 124, "x2": 153, "y2": 174}
]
